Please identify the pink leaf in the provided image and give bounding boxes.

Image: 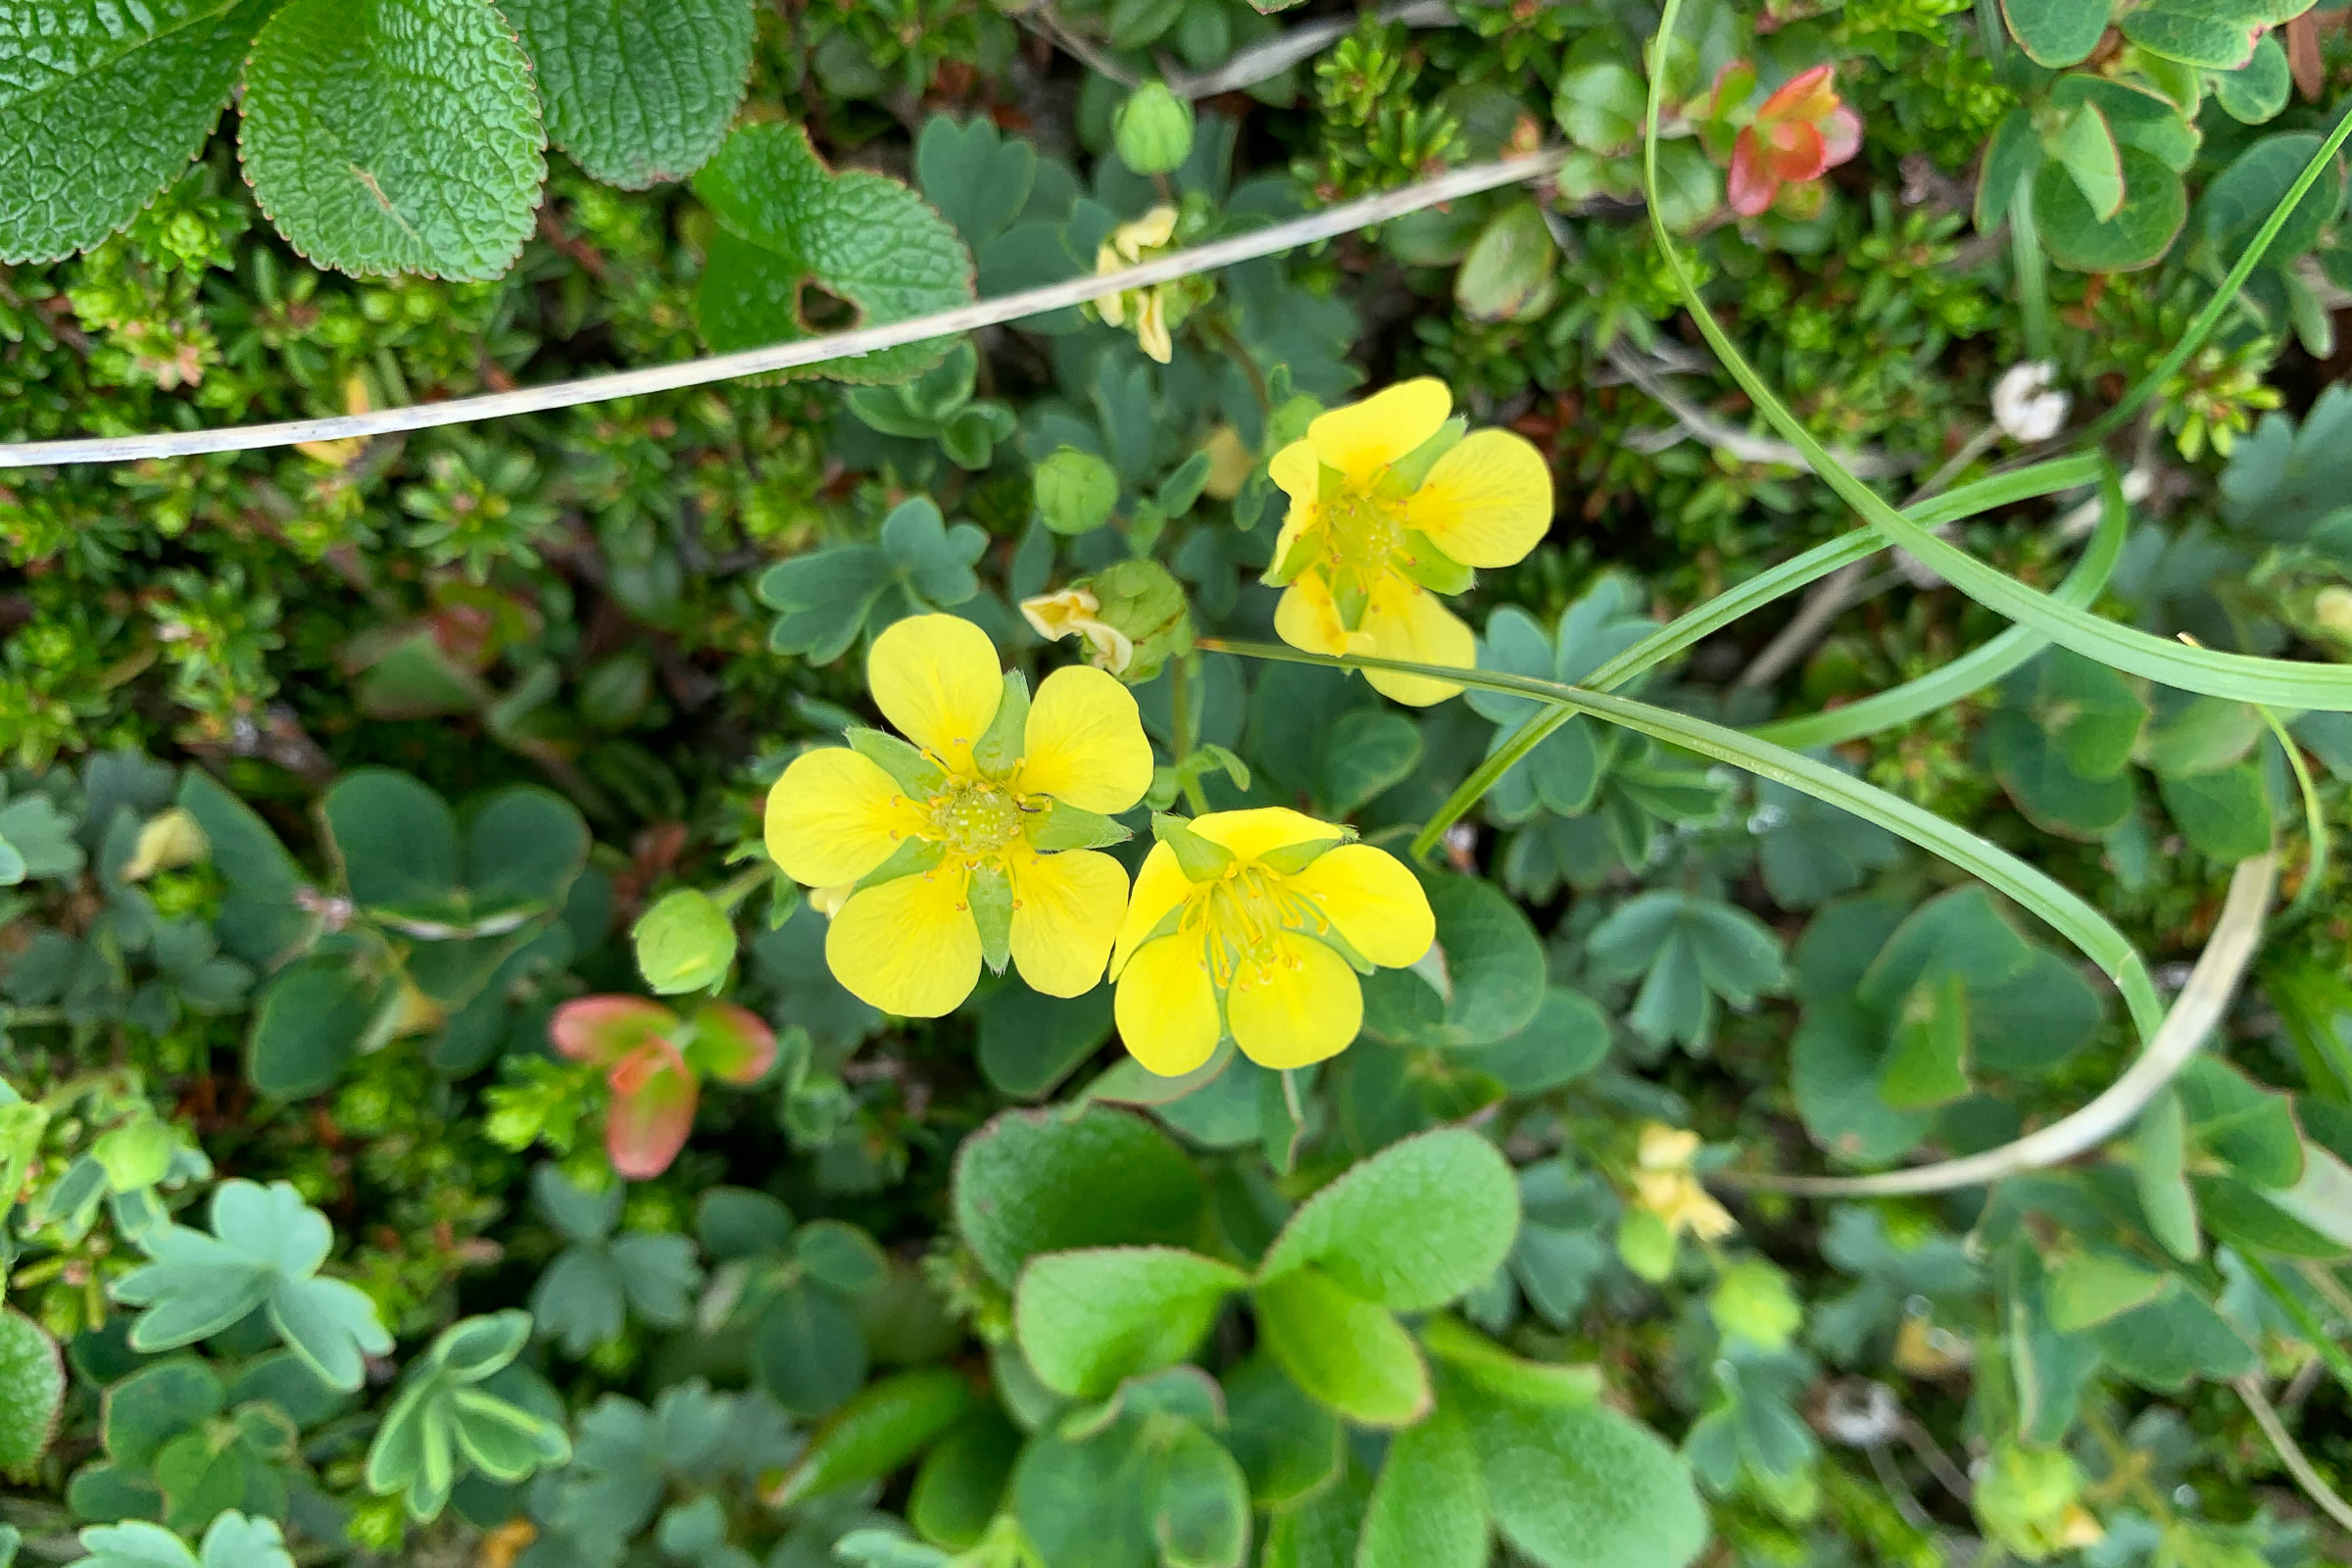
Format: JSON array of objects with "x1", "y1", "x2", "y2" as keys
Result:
[
  {"x1": 1758, "y1": 63, "x2": 1836, "y2": 126},
  {"x1": 1819, "y1": 106, "x2": 1863, "y2": 169},
  {"x1": 551, "y1": 996, "x2": 678, "y2": 1067},
  {"x1": 1728, "y1": 130, "x2": 1779, "y2": 217},
  {"x1": 605, "y1": 1039, "x2": 699, "y2": 1179},
  {"x1": 686, "y1": 1003, "x2": 779, "y2": 1086}
]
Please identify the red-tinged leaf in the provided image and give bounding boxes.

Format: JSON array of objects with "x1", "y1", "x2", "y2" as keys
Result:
[
  {"x1": 1760, "y1": 120, "x2": 1828, "y2": 182},
  {"x1": 1707, "y1": 60, "x2": 1757, "y2": 119},
  {"x1": 552, "y1": 996, "x2": 678, "y2": 1067},
  {"x1": 1820, "y1": 107, "x2": 1862, "y2": 169},
  {"x1": 1759, "y1": 63, "x2": 1838, "y2": 126},
  {"x1": 686, "y1": 1002, "x2": 778, "y2": 1085},
  {"x1": 605, "y1": 1038, "x2": 699, "y2": 1178},
  {"x1": 1728, "y1": 131, "x2": 1779, "y2": 217}
]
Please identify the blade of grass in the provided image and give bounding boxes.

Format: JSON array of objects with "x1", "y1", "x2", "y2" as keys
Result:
[
  {"x1": 1410, "y1": 454, "x2": 2106, "y2": 859},
  {"x1": 1640, "y1": 3, "x2": 2352, "y2": 711},
  {"x1": 1751, "y1": 464, "x2": 2129, "y2": 751},
  {"x1": 1204, "y1": 638, "x2": 2165, "y2": 1040}
]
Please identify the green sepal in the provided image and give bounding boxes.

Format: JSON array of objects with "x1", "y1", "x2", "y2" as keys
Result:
[
  {"x1": 855, "y1": 836, "x2": 946, "y2": 893},
  {"x1": 972, "y1": 671, "x2": 1031, "y2": 779},
  {"x1": 1153, "y1": 813, "x2": 1235, "y2": 881},
  {"x1": 1251, "y1": 829, "x2": 1353, "y2": 876},
  {"x1": 970, "y1": 862, "x2": 1013, "y2": 973},
  {"x1": 1299, "y1": 919, "x2": 1377, "y2": 977},
  {"x1": 1396, "y1": 536, "x2": 1474, "y2": 596},
  {"x1": 1378, "y1": 416, "x2": 1467, "y2": 497},
  {"x1": 848, "y1": 729, "x2": 946, "y2": 796},
  {"x1": 1266, "y1": 521, "x2": 1319, "y2": 587},
  {"x1": 1331, "y1": 577, "x2": 1370, "y2": 631},
  {"x1": 1025, "y1": 800, "x2": 1133, "y2": 853}
]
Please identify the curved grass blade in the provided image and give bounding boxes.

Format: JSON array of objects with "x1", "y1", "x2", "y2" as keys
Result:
[
  {"x1": 1639, "y1": 9, "x2": 2352, "y2": 711},
  {"x1": 1751, "y1": 465, "x2": 2129, "y2": 750},
  {"x1": 1206, "y1": 637, "x2": 2165, "y2": 1041},
  {"x1": 1409, "y1": 454, "x2": 2106, "y2": 859}
]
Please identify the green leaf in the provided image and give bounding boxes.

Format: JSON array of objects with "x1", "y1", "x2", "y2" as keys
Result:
[
  {"x1": 1793, "y1": 999, "x2": 1936, "y2": 1166},
  {"x1": 2119, "y1": 0, "x2": 2291, "y2": 68},
  {"x1": 908, "y1": 1410, "x2": 1020, "y2": 1550},
  {"x1": 2046, "y1": 102, "x2": 2124, "y2": 220},
  {"x1": 2132, "y1": 1089, "x2": 2201, "y2": 1259},
  {"x1": 245, "y1": 958, "x2": 389, "y2": 1101},
  {"x1": 502, "y1": 0, "x2": 753, "y2": 188},
  {"x1": 2157, "y1": 762, "x2": 2274, "y2": 860},
  {"x1": 1998, "y1": 0, "x2": 2110, "y2": 66},
  {"x1": 1461, "y1": 1389, "x2": 1708, "y2": 1568},
  {"x1": 2050, "y1": 75, "x2": 2200, "y2": 173},
  {"x1": 1252, "y1": 1266, "x2": 1430, "y2": 1428},
  {"x1": 2179, "y1": 1057, "x2": 2304, "y2": 1188},
  {"x1": 1357, "y1": 1405, "x2": 1486, "y2": 1568},
  {"x1": 0, "y1": 0, "x2": 273, "y2": 264},
  {"x1": 753, "y1": 1280, "x2": 869, "y2": 1416},
  {"x1": 174, "y1": 771, "x2": 312, "y2": 964},
  {"x1": 323, "y1": 769, "x2": 460, "y2": 907},
  {"x1": 0, "y1": 1312, "x2": 63, "y2": 1476},
  {"x1": 1361, "y1": 875, "x2": 1544, "y2": 1050},
  {"x1": 366, "y1": 1313, "x2": 564, "y2": 1521},
  {"x1": 2215, "y1": 32, "x2": 2292, "y2": 123},
  {"x1": 2088, "y1": 1286, "x2": 2257, "y2": 1389},
  {"x1": 952, "y1": 1104, "x2": 1204, "y2": 1287},
  {"x1": 693, "y1": 122, "x2": 975, "y2": 384},
  {"x1": 773, "y1": 1368, "x2": 975, "y2": 1507},
  {"x1": 1880, "y1": 971, "x2": 1972, "y2": 1110},
  {"x1": 914, "y1": 114, "x2": 1037, "y2": 252},
  {"x1": 1420, "y1": 1315, "x2": 1601, "y2": 1405},
  {"x1": 1221, "y1": 1355, "x2": 1342, "y2": 1508},
  {"x1": 1555, "y1": 56, "x2": 1648, "y2": 154},
  {"x1": 1150, "y1": 1421, "x2": 1250, "y2": 1568},
  {"x1": 2199, "y1": 131, "x2": 2346, "y2": 263},
  {"x1": 1257, "y1": 1129, "x2": 1519, "y2": 1310},
  {"x1": 2034, "y1": 143, "x2": 2187, "y2": 272},
  {"x1": 1585, "y1": 890, "x2": 1785, "y2": 1052},
  {"x1": 239, "y1": 0, "x2": 546, "y2": 280},
  {"x1": 2046, "y1": 1252, "x2": 2172, "y2": 1330},
  {"x1": 978, "y1": 985, "x2": 1114, "y2": 1100},
  {"x1": 1455, "y1": 201, "x2": 1558, "y2": 322},
  {"x1": 1014, "y1": 1248, "x2": 1248, "y2": 1397},
  {"x1": 1008, "y1": 1419, "x2": 1159, "y2": 1568}
]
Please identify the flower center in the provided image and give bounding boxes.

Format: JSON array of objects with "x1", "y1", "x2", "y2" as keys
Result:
[
  {"x1": 925, "y1": 780, "x2": 1022, "y2": 858},
  {"x1": 1183, "y1": 863, "x2": 1333, "y2": 991},
  {"x1": 1322, "y1": 488, "x2": 1403, "y2": 576}
]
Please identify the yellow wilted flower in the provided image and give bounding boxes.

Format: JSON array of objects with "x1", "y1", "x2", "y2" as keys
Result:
[
  {"x1": 1630, "y1": 1122, "x2": 1737, "y2": 1243},
  {"x1": 1266, "y1": 378, "x2": 1553, "y2": 705},
  {"x1": 1093, "y1": 206, "x2": 1199, "y2": 364},
  {"x1": 1106, "y1": 808, "x2": 1435, "y2": 1075},
  {"x1": 765, "y1": 614, "x2": 1153, "y2": 1017}
]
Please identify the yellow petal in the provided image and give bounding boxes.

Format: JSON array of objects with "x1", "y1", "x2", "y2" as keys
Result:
[
  {"x1": 1135, "y1": 291, "x2": 1173, "y2": 363},
  {"x1": 1401, "y1": 428, "x2": 1554, "y2": 568},
  {"x1": 1007, "y1": 846, "x2": 1129, "y2": 998},
  {"x1": 869, "y1": 613, "x2": 1003, "y2": 773},
  {"x1": 1194, "y1": 807, "x2": 1347, "y2": 863},
  {"x1": 1019, "y1": 664, "x2": 1153, "y2": 814},
  {"x1": 1358, "y1": 580, "x2": 1473, "y2": 707},
  {"x1": 1110, "y1": 843, "x2": 1194, "y2": 977},
  {"x1": 1115, "y1": 933, "x2": 1224, "y2": 1076},
  {"x1": 1288, "y1": 844, "x2": 1435, "y2": 968},
  {"x1": 826, "y1": 868, "x2": 981, "y2": 1017},
  {"x1": 1273, "y1": 574, "x2": 1372, "y2": 661},
  {"x1": 765, "y1": 748, "x2": 924, "y2": 887},
  {"x1": 1227, "y1": 930, "x2": 1363, "y2": 1069},
  {"x1": 1305, "y1": 378, "x2": 1450, "y2": 484}
]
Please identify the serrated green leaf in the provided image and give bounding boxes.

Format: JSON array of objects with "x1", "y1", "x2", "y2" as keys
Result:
[
  {"x1": 504, "y1": 0, "x2": 753, "y2": 188},
  {"x1": 240, "y1": 0, "x2": 547, "y2": 280},
  {"x1": 1257, "y1": 1129, "x2": 1519, "y2": 1310},
  {"x1": 0, "y1": 1311, "x2": 63, "y2": 1476},
  {"x1": 694, "y1": 122, "x2": 975, "y2": 384},
  {"x1": 952, "y1": 1104, "x2": 1205, "y2": 1286},
  {"x1": 0, "y1": 0, "x2": 273, "y2": 265},
  {"x1": 1461, "y1": 1389, "x2": 1708, "y2": 1568},
  {"x1": 1252, "y1": 1265, "x2": 1429, "y2": 1428},
  {"x1": 1014, "y1": 1247, "x2": 1247, "y2": 1397}
]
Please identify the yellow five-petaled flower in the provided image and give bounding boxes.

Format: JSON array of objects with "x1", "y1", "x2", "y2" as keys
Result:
[
  {"x1": 1107, "y1": 808, "x2": 1435, "y2": 1075},
  {"x1": 1267, "y1": 378, "x2": 1553, "y2": 705},
  {"x1": 765, "y1": 614, "x2": 1153, "y2": 1018}
]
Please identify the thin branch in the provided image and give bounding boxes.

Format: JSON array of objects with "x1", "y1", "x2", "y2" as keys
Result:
[
  {"x1": 1723, "y1": 851, "x2": 2277, "y2": 1197},
  {"x1": 1604, "y1": 340, "x2": 1903, "y2": 479},
  {"x1": 1167, "y1": 0, "x2": 1456, "y2": 98},
  {"x1": 0, "y1": 149, "x2": 1566, "y2": 470},
  {"x1": 2236, "y1": 1376, "x2": 2352, "y2": 1536}
]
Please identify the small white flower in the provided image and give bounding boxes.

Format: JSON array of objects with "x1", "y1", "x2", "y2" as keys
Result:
[{"x1": 1991, "y1": 361, "x2": 2071, "y2": 445}]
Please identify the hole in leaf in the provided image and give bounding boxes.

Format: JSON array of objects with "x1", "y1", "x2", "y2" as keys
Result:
[{"x1": 798, "y1": 283, "x2": 861, "y2": 333}]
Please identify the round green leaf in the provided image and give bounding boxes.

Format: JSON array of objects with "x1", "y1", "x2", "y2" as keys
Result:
[
  {"x1": 1998, "y1": 0, "x2": 2109, "y2": 66},
  {"x1": 1464, "y1": 1393, "x2": 1709, "y2": 1568},
  {"x1": 239, "y1": 0, "x2": 547, "y2": 281},
  {"x1": 2200, "y1": 131, "x2": 2345, "y2": 264},
  {"x1": 1257, "y1": 1129, "x2": 1519, "y2": 1311},
  {"x1": 753, "y1": 1281, "x2": 869, "y2": 1417},
  {"x1": 1357, "y1": 1407, "x2": 1487, "y2": 1568},
  {"x1": 2034, "y1": 147, "x2": 2186, "y2": 272},
  {"x1": 246, "y1": 959, "x2": 388, "y2": 1101},
  {"x1": 951, "y1": 1104, "x2": 1205, "y2": 1286},
  {"x1": 502, "y1": 0, "x2": 754, "y2": 189},
  {"x1": 1013, "y1": 1247, "x2": 1248, "y2": 1397}
]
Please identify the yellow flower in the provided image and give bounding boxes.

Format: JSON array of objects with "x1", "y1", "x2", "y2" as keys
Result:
[
  {"x1": 764, "y1": 614, "x2": 1153, "y2": 1017},
  {"x1": 1020, "y1": 587, "x2": 1133, "y2": 674},
  {"x1": 1265, "y1": 378, "x2": 1553, "y2": 706},
  {"x1": 1095, "y1": 207, "x2": 1185, "y2": 364},
  {"x1": 1630, "y1": 1122, "x2": 1737, "y2": 1243},
  {"x1": 1106, "y1": 808, "x2": 1435, "y2": 1075}
]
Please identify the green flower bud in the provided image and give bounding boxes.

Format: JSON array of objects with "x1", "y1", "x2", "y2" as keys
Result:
[
  {"x1": 1975, "y1": 1443, "x2": 2102, "y2": 1562},
  {"x1": 1114, "y1": 81, "x2": 1196, "y2": 175},
  {"x1": 1022, "y1": 560, "x2": 1195, "y2": 684},
  {"x1": 1034, "y1": 447, "x2": 1120, "y2": 536},
  {"x1": 632, "y1": 888, "x2": 738, "y2": 995},
  {"x1": 91, "y1": 1115, "x2": 175, "y2": 1192},
  {"x1": 1708, "y1": 1257, "x2": 1801, "y2": 1350}
]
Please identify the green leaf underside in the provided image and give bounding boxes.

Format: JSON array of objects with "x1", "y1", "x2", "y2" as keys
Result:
[
  {"x1": 239, "y1": 0, "x2": 547, "y2": 281},
  {"x1": 503, "y1": 0, "x2": 753, "y2": 189},
  {"x1": 0, "y1": 0, "x2": 273, "y2": 264},
  {"x1": 693, "y1": 122, "x2": 975, "y2": 384}
]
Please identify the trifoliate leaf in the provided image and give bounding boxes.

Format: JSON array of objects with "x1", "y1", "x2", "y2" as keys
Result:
[
  {"x1": 0, "y1": 0, "x2": 274, "y2": 264},
  {"x1": 503, "y1": 0, "x2": 753, "y2": 188},
  {"x1": 239, "y1": 0, "x2": 547, "y2": 280}
]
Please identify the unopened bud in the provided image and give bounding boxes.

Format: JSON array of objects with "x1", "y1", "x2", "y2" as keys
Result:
[
  {"x1": 633, "y1": 889, "x2": 738, "y2": 995},
  {"x1": 1024, "y1": 560, "x2": 1194, "y2": 684},
  {"x1": 1114, "y1": 81, "x2": 1196, "y2": 175}
]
